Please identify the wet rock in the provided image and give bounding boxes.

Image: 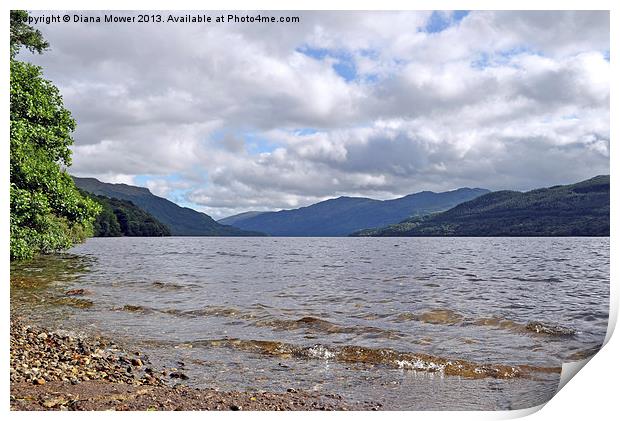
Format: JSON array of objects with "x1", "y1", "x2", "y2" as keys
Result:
[
  {"x1": 53, "y1": 297, "x2": 94, "y2": 309},
  {"x1": 65, "y1": 289, "x2": 88, "y2": 296},
  {"x1": 122, "y1": 305, "x2": 146, "y2": 312},
  {"x1": 526, "y1": 322, "x2": 576, "y2": 336},
  {"x1": 10, "y1": 318, "x2": 379, "y2": 411},
  {"x1": 416, "y1": 309, "x2": 463, "y2": 325}
]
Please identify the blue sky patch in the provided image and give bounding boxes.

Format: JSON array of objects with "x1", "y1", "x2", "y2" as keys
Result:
[
  {"x1": 471, "y1": 46, "x2": 542, "y2": 69},
  {"x1": 423, "y1": 11, "x2": 470, "y2": 34},
  {"x1": 297, "y1": 45, "x2": 358, "y2": 82},
  {"x1": 296, "y1": 45, "x2": 330, "y2": 60},
  {"x1": 332, "y1": 54, "x2": 357, "y2": 82},
  {"x1": 295, "y1": 128, "x2": 318, "y2": 136},
  {"x1": 134, "y1": 174, "x2": 153, "y2": 185},
  {"x1": 244, "y1": 132, "x2": 278, "y2": 154},
  {"x1": 134, "y1": 173, "x2": 192, "y2": 207}
]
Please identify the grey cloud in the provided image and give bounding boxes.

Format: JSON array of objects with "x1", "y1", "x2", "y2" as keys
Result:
[{"x1": 17, "y1": 10, "x2": 609, "y2": 218}]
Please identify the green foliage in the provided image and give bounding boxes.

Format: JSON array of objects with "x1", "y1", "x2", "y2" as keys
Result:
[
  {"x1": 10, "y1": 12, "x2": 101, "y2": 260},
  {"x1": 73, "y1": 177, "x2": 264, "y2": 236},
  {"x1": 10, "y1": 10, "x2": 49, "y2": 57},
  {"x1": 93, "y1": 200, "x2": 123, "y2": 237},
  {"x1": 84, "y1": 192, "x2": 171, "y2": 237},
  {"x1": 354, "y1": 175, "x2": 610, "y2": 237}
]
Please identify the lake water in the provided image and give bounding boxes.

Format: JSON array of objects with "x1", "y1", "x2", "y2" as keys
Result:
[{"x1": 10, "y1": 237, "x2": 609, "y2": 410}]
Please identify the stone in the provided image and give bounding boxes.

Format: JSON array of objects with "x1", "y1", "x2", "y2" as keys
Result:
[{"x1": 65, "y1": 289, "x2": 87, "y2": 296}]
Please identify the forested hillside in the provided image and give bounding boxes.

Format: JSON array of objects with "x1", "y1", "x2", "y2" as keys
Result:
[
  {"x1": 354, "y1": 176, "x2": 610, "y2": 237},
  {"x1": 84, "y1": 193, "x2": 171, "y2": 237}
]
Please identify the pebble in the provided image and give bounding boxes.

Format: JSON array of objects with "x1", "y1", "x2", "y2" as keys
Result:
[
  {"x1": 10, "y1": 320, "x2": 165, "y2": 387},
  {"x1": 65, "y1": 289, "x2": 87, "y2": 296},
  {"x1": 10, "y1": 319, "x2": 381, "y2": 411}
]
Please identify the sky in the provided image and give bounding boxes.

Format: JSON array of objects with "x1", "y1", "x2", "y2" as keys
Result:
[{"x1": 20, "y1": 10, "x2": 610, "y2": 219}]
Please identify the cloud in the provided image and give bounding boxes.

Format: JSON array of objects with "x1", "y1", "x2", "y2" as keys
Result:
[{"x1": 19, "y1": 11, "x2": 609, "y2": 219}]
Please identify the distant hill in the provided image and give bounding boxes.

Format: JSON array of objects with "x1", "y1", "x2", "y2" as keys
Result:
[
  {"x1": 353, "y1": 175, "x2": 609, "y2": 237},
  {"x1": 73, "y1": 177, "x2": 263, "y2": 236},
  {"x1": 84, "y1": 192, "x2": 171, "y2": 237},
  {"x1": 225, "y1": 188, "x2": 489, "y2": 236},
  {"x1": 218, "y1": 211, "x2": 266, "y2": 226}
]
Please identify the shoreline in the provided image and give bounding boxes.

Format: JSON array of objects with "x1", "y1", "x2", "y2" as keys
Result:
[{"x1": 9, "y1": 316, "x2": 381, "y2": 411}]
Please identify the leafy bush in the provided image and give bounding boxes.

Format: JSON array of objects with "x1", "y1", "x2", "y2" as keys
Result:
[{"x1": 10, "y1": 11, "x2": 101, "y2": 260}]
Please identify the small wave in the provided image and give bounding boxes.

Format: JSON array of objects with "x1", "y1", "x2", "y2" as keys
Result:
[
  {"x1": 52, "y1": 297, "x2": 94, "y2": 309},
  {"x1": 253, "y1": 316, "x2": 404, "y2": 339},
  {"x1": 189, "y1": 338, "x2": 560, "y2": 380},
  {"x1": 166, "y1": 306, "x2": 258, "y2": 320},
  {"x1": 116, "y1": 304, "x2": 404, "y2": 339},
  {"x1": 473, "y1": 317, "x2": 524, "y2": 332},
  {"x1": 118, "y1": 304, "x2": 151, "y2": 313},
  {"x1": 566, "y1": 346, "x2": 600, "y2": 361},
  {"x1": 513, "y1": 277, "x2": 563, "y2": 284},
  {"x1": 115, "y1": 304, "x2": 260, "y2": 321},
  {"x1": 215, "y1": 251, "x2": 257, "y2": 258},
  {"x1": 525, "y1": 322, "x2": 576, "y2": 336},
  {"x1": 396, "y1": 309, "x2": 463, "y2": 325},
  {"x1": 151, "y1": 281, "x2": 185, "y2": 290},
  {"x1": 472, "y1": 317, "x2": 576, "y2": 337}
]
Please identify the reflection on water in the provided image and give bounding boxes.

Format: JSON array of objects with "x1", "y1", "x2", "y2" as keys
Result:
[
  {"x1": 11, "y1": 254, "x2": 97, "y2": 324},
  {"x1": 10, "y1": 237, "x2": 609, "y2": 410}
]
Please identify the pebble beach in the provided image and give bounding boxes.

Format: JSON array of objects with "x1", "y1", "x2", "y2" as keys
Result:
[{"x1": 10, "y1": 317, "x2": 381, "y2": 411}]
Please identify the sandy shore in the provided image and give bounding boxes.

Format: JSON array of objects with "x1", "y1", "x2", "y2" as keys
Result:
[{"x1": 10, "y1": 317, "x2": 382, "y2": 411}]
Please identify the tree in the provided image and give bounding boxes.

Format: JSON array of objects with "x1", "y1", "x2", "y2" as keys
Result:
[
  {"x1": 10, "y1": 10, "x2": 49, "y2": 57},
  {"x1": 10, "y1": 10, "x2": 101, "y2": 260}
]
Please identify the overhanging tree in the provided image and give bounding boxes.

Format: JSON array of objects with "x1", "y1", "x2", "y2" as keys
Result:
[{"x1": 10, "y1": 10, "x2": 101, "y2": 260}]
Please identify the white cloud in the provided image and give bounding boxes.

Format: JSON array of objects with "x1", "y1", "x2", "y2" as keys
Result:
[{"x1": 19, "y1": 10, "x2": 609, "y2": 219}]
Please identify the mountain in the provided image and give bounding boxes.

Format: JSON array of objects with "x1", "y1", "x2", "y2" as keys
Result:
[
  {"x1": 353, "y1": 175, "x2": 609, "y2": 237},
  {"x1": 84, "y1": 192, "x2": 171, "y2": 237},
  {"x1": 224, "y1": 188, "x2": 490, "y2": 236},
  {"x1": 218, "y1": 211, "x2": 266, "y2": 226},
  {"x1": 72, "y1": 177, "x2": 263, "y2": 236}
]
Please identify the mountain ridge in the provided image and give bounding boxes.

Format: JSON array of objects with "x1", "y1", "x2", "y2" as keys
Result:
[
  {"x1": 353, "y1": 175, "x2": 610, "y2": 237},
  {"x1": 224, "y1": 187, "x2": 490, "y2": 236},
  {"x1": 72, "y1": 177, "x2": 264, "y2": 237},
  {"x1": 82, "y1": 192, "x2": 172, "y2": 237},
  {"x1": 218, "y1": 211, "x2": 267, "y2": 226}
]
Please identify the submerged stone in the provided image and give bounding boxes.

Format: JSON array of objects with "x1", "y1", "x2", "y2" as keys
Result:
[{"x1": 525, "y1": 322, "x2": 576, "y2": 336}]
